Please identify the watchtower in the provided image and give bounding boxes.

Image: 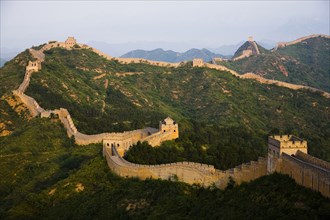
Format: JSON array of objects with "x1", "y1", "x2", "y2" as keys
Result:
[
  {"x1": 248, "y1": 36, "x2": 254, "y2": 42},
  {"x1": 267, "y1": 135, "x2": 307, "y2": 173},
  {"x1": 193, "y1": 59, "x2": 204, "y2": 67},
  {"x1": 26, "y1": 61, "x2": 41, "y2": 72},
  {"x1": 159, "y1": 117, "x2": 179, "y2": 139},
  {"x1": 65, "y1": 37, "x2": 77, "y2": 48}
]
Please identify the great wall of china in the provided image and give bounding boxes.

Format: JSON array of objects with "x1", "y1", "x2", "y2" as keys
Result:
[
  {"x1": 193, "y1": 60, "x2": 330, "y2": 98},
  {"x1": 10, "y1": 37, "x2": 330, "y2": 197},
  {"x1": 232, "y1": 36, "x2": 260, "y2": 61},
  {"x1": 275, "y1": 34, "x2": 330, "y2": 50}
]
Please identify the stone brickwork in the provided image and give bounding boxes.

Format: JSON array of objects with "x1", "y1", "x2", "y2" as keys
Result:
[
  {"x1": 267, "y1": 135, "x2": 307, "y2": 173},
  {"x1": 103, "y1": 143, "x2": 267, "y2": 188},
  {"x1": 280, "y1": 153, "x2": 330, "y2": 198},
  {"x1": 267, "y1": 135, "x2": 330, "y2": 198},
  {"x1": 295, "y1": 150, "x2": 330, "y2": 170}
]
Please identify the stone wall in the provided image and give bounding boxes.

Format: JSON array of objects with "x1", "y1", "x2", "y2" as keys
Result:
[
  {"x1": 280, "y1": 153, "x2": 330, "y2": 198},
  {"x1": 104, "y1": 142, "x2": 267, "y2": 189},
  {"x1": 232, "y1": 50, "x2": 253, "y2": 61},
  {"x1": 215, "y1": 157, "x2": 267, "y2": 189},
  {"x1": 13, "y1": 90, "x2": 43, "y2": 117},
  {"x1": 197, "y1": 56, "x2": 330, "y2": 99},
  {"x1": 114, "y1": 57, "x2": 182, "y2": 68},
  {"x1": 295, "y1": 151, "x2": 330, "y2": 170},
  {"x1": 104, "y1": 144, "x2": 222, "y2": 186},
  {"x1": 251, "y1": 41, "x2": 260, "y2": 55},
  {"x1": 276, "y1": 34, "x2": 330, "y2": 49}
]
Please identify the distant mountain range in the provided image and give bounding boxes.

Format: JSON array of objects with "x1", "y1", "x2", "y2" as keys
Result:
[
  {"x1": 0, "y1": 47, "x2": 21, "y2": 65},
  {"x1": 0, "y1": 58, "x2": 7, "y2": 67},
  {"x1": 121, "y1": 48, "x2": 231, "y2": 62}
]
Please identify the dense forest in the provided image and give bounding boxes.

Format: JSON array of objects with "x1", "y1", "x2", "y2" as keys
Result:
[
  {"x1": 15, "y1": 47, "x2": 330, "y2": 163},
  {"x1": 0, "y1": 119, "x2": 329, "y2": 219}
]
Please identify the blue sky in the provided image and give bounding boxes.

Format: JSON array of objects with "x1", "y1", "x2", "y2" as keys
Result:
[{"x1": 1, "y1": 0, "x2": 329, "y2": 52}]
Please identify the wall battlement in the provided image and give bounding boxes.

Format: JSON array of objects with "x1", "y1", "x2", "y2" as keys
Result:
[
  {"x1": 103, "y1": 142, "x2": 267, "y2": 188},
  {"x1": 280, "y1": 153, "x2": 330, "y2": 197},
  {"x1": 268, "y1": 136, "x2": 330, "y2": 198},
  {"x1": 295, "y1": 150, "x2": 330, "y2": 170}
]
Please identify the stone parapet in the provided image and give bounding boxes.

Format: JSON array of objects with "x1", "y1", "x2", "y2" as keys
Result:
[{"x1": 280, "y1": 153, "x2": 330, "y2": 198}]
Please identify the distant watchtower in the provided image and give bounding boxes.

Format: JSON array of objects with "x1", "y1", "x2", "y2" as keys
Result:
[
  {"x1": 65, "y1": 37, "x2": 77, "y2": 48},
  {"x1": 248, "y1": 36, "x2": 254, "y2": 42},
  {"x1": 26, "y1": 61, "x2": 41, "y2": 72},
  {"x1": 267, "y1": 135, "x2": 307, "y2": 173},
  {"x1": 193, "y1": 59, "x2": 204, "y2": 67},
  {"x1": 159, "y1": 117, "x2": 179, "y2": 139}
]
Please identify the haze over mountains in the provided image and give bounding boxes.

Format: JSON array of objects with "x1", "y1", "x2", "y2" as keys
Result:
[{"x1": 121, "y1": 48, "x2": 230, "y2": 63}]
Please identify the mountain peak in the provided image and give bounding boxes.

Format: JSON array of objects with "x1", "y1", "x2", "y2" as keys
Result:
[
  {"x1": 121, "y1": 48, "x2": 225, "y2": 62},
  {"x1": 232, "y1": 37, "x2": 266, "y2": 60}
]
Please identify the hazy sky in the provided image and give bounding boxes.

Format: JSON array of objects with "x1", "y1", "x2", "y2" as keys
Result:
[{"x1": 1, "y1": 0, "x2": 329, "y2": 51}]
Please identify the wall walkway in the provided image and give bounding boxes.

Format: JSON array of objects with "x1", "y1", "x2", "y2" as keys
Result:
[
  {"x1": 104, "y1": 143, "x2": 267, "y2": 188},
  {"x1": 279, "y1": 152, "x2": 330, "y2": 198}
]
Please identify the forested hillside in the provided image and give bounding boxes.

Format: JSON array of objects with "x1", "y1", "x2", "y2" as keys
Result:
[
  {"x1": 1, "y1": 46, "x2": 325, "y2": 164},
  {"x1": 0, "y1": 119, "x2": 329, "y2": 219},
  {"x1": 216, "y1": 36, "x2": 330, "y2": 92},
  {"x1": 1, "y1": 43, "x2": 330, "y2": 219}
]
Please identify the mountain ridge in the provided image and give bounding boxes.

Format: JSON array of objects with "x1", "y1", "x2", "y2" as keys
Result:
[
  {"x1": 215, "y1": 35, "x2": 330, "y2": 92},
  {"x1": 121, "y1": 47, "x2": 229, "y2": 62}
]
